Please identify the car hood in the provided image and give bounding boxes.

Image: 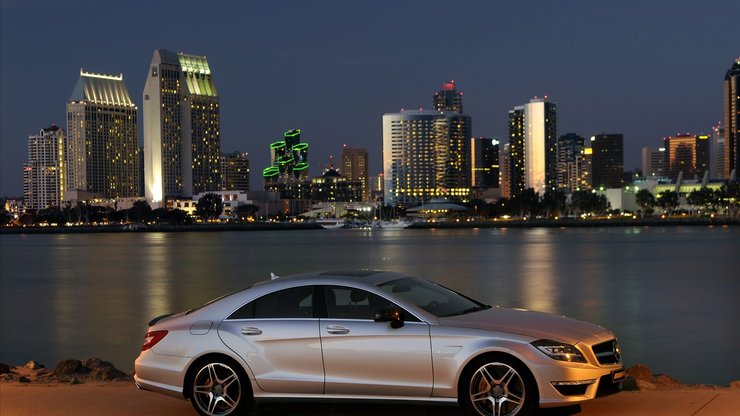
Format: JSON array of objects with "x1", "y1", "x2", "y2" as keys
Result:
[{"x1": 437, "y1": 306, "x2": 606, "y2": 344}]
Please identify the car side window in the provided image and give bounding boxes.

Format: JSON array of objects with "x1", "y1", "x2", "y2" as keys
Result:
[
  {"x1": 324, "y1": 286, "x2": 419, "y2": 322},
  {"x1": 228, "y1": 286, "x2": 315, "y2": 319}
]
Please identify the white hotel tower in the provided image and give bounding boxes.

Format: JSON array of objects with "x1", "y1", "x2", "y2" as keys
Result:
[{"x1": 144, "y1": 49, "x2": 221, "y2": 204}]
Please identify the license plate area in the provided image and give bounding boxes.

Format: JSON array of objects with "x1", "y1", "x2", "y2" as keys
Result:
[{"x1": 611, "y1": 368, "x2": 626, "y2": 382}]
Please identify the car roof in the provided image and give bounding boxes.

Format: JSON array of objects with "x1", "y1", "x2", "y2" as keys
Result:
[{"x1": 253, "y1": 270, "x2": 411, "y2": 288}]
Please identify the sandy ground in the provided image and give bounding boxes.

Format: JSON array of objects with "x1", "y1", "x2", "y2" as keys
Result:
[{"x1": 2, "y1": 382, "x2": 740, "y2": 416}]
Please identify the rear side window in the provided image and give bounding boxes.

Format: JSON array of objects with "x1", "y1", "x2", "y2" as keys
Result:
[{"x1": 228, "y1": 286, "x2": 315, "y2": 319}]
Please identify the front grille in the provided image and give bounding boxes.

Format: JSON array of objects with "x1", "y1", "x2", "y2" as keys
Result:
[{"x1": 592, "y1": 339, "x2": 621, "y2": 365}]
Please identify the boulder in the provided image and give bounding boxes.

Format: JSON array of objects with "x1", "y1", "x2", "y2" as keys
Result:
[
  {"x1": 83, "y1": 357, "x2": 129, "y2": 381},
  {"x1": 54, "y1": 359, "x2": 82, "y2": 377},
  {"x1": 24, "y1": 360, "x2": 44, "y2": 370},
  {"x1": 653, "y1": 374, "x2": 682, "y2": 389},
  {"x1": 626, "y1": 364, "x2": 653, "y2": 381},
  {"x1": 730, "y1": 381, "x2": 740, "y2": 389},
  {"x1": 0, "y1": 363, "x2": 12, "y2": 374}
]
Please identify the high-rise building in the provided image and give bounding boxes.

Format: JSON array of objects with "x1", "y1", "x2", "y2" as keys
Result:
[
  {"x1": 507, "y1": 97, "x2": 557, "y2": 196},
  {"x1": 311, "y1": 167, "x2": 363, "y2": 202},
  {"x1": 66, "y1": 70, "x2": 139, "y2": 199},
  {"x1": 471, "y1": 137, "x2": 500, "y2": 188},
  {"x1": 24, "y1": 125, "x2": 65, "y2": 210},
  {"x1": 500, "y1": 143, "x2": 511, "y2": 198},
  {"x1": 262, "y1": 129, "x2": 310, "y2": 198},
  {"x1": 641, "y1": 146, "x2": 666, "y2": 178},
  {"x1": 576, "y1": 147, "x2": 593, "y2": 191},
  {"x1": 556, "y1": 133, "x2": 585, "y2": 192},
  {"x1": 590, "y1": 134, "x2": 623, "y2": 189},
  {"x1": 382, "y1": 109, "x2": 471, "y2": 207},
  {"x1": 433, "y1": 81, "x2": 463, "y2": 113},
  {"x1": 663, "y1": 134, "x2": 710, "y2": 181},
  {"x1": 221, "y1": 151, "x2": 250, "y2": 191},
  {"x1": 144, "y1": 49, "x2": 221, "y2": 203},
  {"x1": 723, "y1": 58, "x2": 740, "y2": 179},
  {"x1": 711, "y1": 123, "x2": 725, "y2": 180},
  {"x1": 341, "y1": 147, "x2": 369, "y2": 200}
]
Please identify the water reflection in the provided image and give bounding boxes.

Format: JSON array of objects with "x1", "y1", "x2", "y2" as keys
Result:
[
  {"x1": 142, "y1": 233, "x2": 173, "y2": 321},
  {"x1": 520, "y1": 230, "x2": 555, "y2": 313}
]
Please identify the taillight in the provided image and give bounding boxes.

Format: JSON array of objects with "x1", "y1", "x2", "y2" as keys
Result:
[{"x1": 141, "y1": 330, "x2": 168, "y2": 351}]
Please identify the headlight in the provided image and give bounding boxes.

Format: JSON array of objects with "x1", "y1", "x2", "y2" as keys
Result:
[{"x1": 532, "y1": 339, "x2": 587, "y2": 363}]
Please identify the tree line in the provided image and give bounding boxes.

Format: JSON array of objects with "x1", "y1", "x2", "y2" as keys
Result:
[{"x1": 1, "y1": 193, "x2": 260, "y2": 227}]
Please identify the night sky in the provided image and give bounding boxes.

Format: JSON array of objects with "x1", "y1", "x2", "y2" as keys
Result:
[{"x1": 1, "y1": 0, "x2": 738, "y2": 197}]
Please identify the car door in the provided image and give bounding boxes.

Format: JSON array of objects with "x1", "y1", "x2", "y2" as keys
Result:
[
  {"x1": 319, "y1": 285, "x2": 433, "y2": 396},
  {"x1": 218, "y1": 285, "x2": 324, "y2": 393}
]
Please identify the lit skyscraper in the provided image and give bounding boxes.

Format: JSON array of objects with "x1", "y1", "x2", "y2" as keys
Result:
[
  {"x1": 723, "y1": 58, "x2": 740, "y2": 179},
  {"x1": 341, "y1": 146, "x2": 369, "y2": 200},
  {"x1": 221, "y1": 151, "x2": 250, "y2": 191},
  {"x1": 500, "y1": 143, "x2": 511, "y2": 198},
  {"x1": 382, "y1": 109, "x2": 471, "y2": 206},
  {"x1": 590, "y1": 134, "x2": 624, "y2": 189},
  {"x1": 24, "y1": 125, "x2": 65, "y2": 210},
  {"x1": 144, "y1": 49, "x2": 221, "y2": 203},
  {"x1": 710, "y1": 123, "x2": 725, "y2": 180},
  {"x1": 641, "y1": 146, "x2": 666, "y2": 178},
  {"x1": 66, "y1": 70, "x2": 139, "y2": 198},
  {"x1": 471, "y1": 137, "x2": 500, "y2": 188},
  {"x1": 556, "y1": 133, "x2": 585, "y2": 192},
  {"x1": 507, "y1": 97, "x2": 557, "y2": 195},
  {"x1": 663, "y1": 134, "x2": 710, "y2": 181},
  {"x1": 433, "y1": 81, "x2": 463, "y2": 113}
]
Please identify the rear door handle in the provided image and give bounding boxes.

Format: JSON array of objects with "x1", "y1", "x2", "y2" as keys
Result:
[
  {"x1": 240, "y1": 326, "x2": 262, "y2": 336},
  {"x1": 326, "y1": 325, "x2": 350, "y2": 335}
]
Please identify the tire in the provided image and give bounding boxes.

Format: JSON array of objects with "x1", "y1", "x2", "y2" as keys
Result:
[
  {"x1": 189, "y1": 358, "x2": 251, "y2": 416},
  {"x1": 459, "y1": 354, "x2": 537, "y2": 416}
]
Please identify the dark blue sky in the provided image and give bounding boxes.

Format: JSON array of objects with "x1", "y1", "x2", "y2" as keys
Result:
[{"x1": 1, "y1": 0, "x2": 738, "y2": 196}]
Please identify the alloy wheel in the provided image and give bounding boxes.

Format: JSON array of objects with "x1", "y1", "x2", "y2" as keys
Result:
[
  {"x1": 469, "y1": 362, "x2": 526, "y2": 416},
  {"x1": 192, "y1": 362, "x2": 242, "y2": 416}
]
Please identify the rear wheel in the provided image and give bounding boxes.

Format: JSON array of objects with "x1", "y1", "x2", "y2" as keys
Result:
[
  {"x1": 189, "y1": 360, "x2": 250, "y2": 416},
  {"x1": 460, "y1": 355, "x2": 537, "y2": 416}
]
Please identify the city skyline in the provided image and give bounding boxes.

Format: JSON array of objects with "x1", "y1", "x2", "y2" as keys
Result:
[{"x1": 2, "y1": 1, "x2": 739, "y2": 196}]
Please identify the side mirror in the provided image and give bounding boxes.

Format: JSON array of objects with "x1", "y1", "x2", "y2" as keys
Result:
[{"x1": 374, "y1": 307, "x2": 405, "y2": 329}]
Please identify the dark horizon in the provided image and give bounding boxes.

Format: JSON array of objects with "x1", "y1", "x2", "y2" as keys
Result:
[{"x1": 1, "y1": 0, "x2": 738, "y2": 197}]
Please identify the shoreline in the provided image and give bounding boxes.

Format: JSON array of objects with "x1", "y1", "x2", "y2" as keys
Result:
[
  {"x1": 1, "y1": 217, "x2": 737, "y2": 235},
  {"x1": 2, "y1": 360, "x2": 739, "y2": 416}
]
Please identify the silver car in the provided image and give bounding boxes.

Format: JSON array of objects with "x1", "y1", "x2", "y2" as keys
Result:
[{"x1": 135, "y1": 271, "x2": 624, "y2": 416}]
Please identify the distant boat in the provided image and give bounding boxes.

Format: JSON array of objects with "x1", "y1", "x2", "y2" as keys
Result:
[
  {"x1": 373, "y1": 219, "x2": 412, "y2": 229},
  {"x1": 315, "y1": 218, "x2": 346, "y2": 229}
]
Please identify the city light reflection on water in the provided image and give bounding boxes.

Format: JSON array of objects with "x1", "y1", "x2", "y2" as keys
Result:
[{"x1": 1, "y1": 226, "x2": 738, "y2": 385}]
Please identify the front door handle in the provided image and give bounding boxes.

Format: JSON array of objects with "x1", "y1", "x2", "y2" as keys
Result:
[
  {"x1": 326, "y1": 325, "x2": 350, "y2": 335},
  {"x1": 240, "y1": 326, "x2": 262, "y2": 336}
]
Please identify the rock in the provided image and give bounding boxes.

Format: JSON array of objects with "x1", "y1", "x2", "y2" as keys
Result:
[
  {"x1": 83, "y1": 357, "x2": 129, "y2": 381},
  {"x1": 621, "y1": 376, "x2": 640, "y2": 391},
  {"x1": 69, "y1": 374, "x2": 81, "y2": 385},
  {"x1": 0, "y1": 363, "x2": 12, "y2": 374},
  {"x1": 654, "y1": 374, "x2": 682, "y2": 389},
  {"x1": 730, "y1": 381, "x2": 740, "y2": 389},
  {"x1": 54, "y1": 359, "x2": 82, "y2": 377},
  {"x1": 18, "y1": 376, "x2": 30, "y2": 383},
  {"x1": 636, "y1": 379, "x2": 657, "y2": 391},
  {"x1": 626, "y1": 364, "x2": 653, "y2": 381},
  {"x1": 24, "y1": 360, "x2": 44, "y2": 370}
]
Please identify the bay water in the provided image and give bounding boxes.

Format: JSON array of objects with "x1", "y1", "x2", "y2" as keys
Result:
[{"x1": 1, "y1": 226, "x2": 738, "y2": 385}]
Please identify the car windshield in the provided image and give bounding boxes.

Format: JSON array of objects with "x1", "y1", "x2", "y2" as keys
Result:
[{"x1": 378, "y1": 277, "x2": 489, "y2": 317}]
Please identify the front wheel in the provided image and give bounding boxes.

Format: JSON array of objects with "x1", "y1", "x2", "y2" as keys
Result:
[
  {"x1": 460, "y1": 355, "x2": 537, "y2": 416},
  {"x1": 190, "y1": 360, "x2": 249, "y2": 416}
]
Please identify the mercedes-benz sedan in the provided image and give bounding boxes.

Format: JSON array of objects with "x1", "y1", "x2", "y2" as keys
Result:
[{"x1": 135, "y1": 270, "x2": 623, "y2": 416}]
